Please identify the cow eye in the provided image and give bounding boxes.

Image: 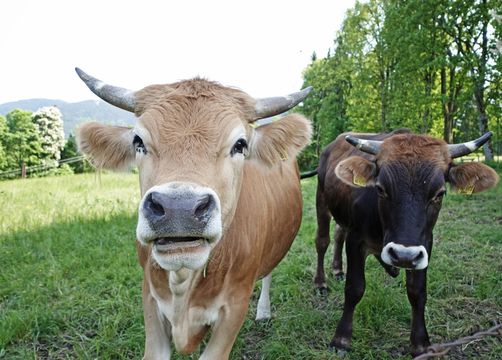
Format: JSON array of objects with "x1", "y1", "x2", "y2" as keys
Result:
[
  {"x1": 231, "y1": 138, "x2": 248, "y2": 156},
  {"x1": 431, "y1": 189, "x2": 446, "y2": 203},
  {"x1": 133, "y1": 135, "x2": 147, "y2": 155},
  {"x1": 375, "y1": 184, "x2": 387, "y2": 198}
]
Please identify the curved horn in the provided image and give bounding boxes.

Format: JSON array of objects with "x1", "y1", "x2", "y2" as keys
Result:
[
  {"x1": 75, "y1": 67, "x2": 136, "y2": 112},
  {"x1": 253, "y1": 86, "x2": 313, "y2": 120},
  {"x1": 345, "y1": 135, "x2": 382, "y2": 155},
  {"x1": 448, "y1": 132, "x2": 493, "y2": 159}
]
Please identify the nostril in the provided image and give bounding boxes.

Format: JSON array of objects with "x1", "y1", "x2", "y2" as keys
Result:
[
  {"x1": 388, "y1": 246, "x2": 399, "y2": 262},
  {"x1": 146, "y1": 193, "x2": 166, "y2": 217},
  {"x1": 194, "y1": 194, "x2": 212, "y2": 218},
  {"x1": 412, "y1": 250, "x2": 424, "y2": 263}
]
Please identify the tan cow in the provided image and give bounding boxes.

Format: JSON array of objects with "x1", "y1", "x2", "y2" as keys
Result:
[{"x1": 75, "y1": 68, "x2": 312, "y2": 359}]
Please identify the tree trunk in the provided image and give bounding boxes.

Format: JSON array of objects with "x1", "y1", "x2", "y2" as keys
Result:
[
  {"x1": 441, "y1": 67, "x2": 454, "y2": 143},
  {"x1": 473, "y1": 0, "x2": 494, "y2": 161}
]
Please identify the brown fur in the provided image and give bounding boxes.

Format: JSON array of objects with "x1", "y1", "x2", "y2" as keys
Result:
[
  {"x1": 250, "y1": 114, "x2": 312, "y2": 167},
  {"x1": 335, "y1": 156, "x2": 376, "y2": 187},
  {"x1": 449, "y1": 162, "x2": 499, "y2": 193},
  {"x1": 314, "y1": 130, "x2": 499, "y2": 356},
  {"x1": 76, "y1": 77, "x2": 311, "y2": 359},
  {"x1": 77, "y1": 123, "x2": 135, "y2": 169}
]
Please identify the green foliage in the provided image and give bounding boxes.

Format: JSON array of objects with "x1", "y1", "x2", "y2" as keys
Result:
[
  {"x1": 1, "y1": 172, "x2": 500, "y2": 359},
  {"x1": 299, "y1": 0, "x2": 501, "y2": 169},
  {"x1": 61, "y1": 133, "x2": 92, "y2": 173},
  {"x1": 3, "y1": 109, "x2": 43, "y2": 170},
  {"x1": 0, "y1": 116, "x2": 8, "y2": 170}
]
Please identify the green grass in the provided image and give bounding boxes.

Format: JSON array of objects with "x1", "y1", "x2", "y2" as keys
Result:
[{"x1": 1, "y1": 171, "x2": 501, "y2": 359}]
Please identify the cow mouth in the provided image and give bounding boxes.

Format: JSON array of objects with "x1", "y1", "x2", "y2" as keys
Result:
[{"x1": 153, "y1": 237, "x2": 208, "y2": 252}]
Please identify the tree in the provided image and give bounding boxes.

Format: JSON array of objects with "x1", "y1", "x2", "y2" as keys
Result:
[
  {"x1": 0, "y1": 115, "x2": 8, "y2": 170},
  {"x1": 4, "y1": 109, "x2": 44, "y2": 174},
  {"x1": 32, "y1": 106, "x2": 65, "y2": 165},
  {"x1": 61, "y1": 133, "x2": 90, "y2": 173}
]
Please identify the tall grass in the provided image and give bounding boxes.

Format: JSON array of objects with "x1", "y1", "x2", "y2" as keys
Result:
[{"x1": 1, "y1": 172, "x2": 500, "y2": 359}]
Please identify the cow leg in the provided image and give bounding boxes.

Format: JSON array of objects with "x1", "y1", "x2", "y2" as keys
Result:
[
  {"x1": 331, "y1": 234, "x2": 366, "y2": 350},
  {"x1": 255, "y1": 274, "x2": 271, "y2": 321},
  {"x1": 374, "y1": 254, "x2": 400, "y2": 278},
  {"x1": 200, "y1": 295, "x2": 251, "y2": 360},
  {"x1": 142, "y1": 279, "x2": 172, "y2": 360},
  {"x1": 406, "y1": 269, "x2": 430, "y2": 356},
  {"x1": 332, "y1": 225, "x2": 346, "y2": 280},
  {"x1": 314, "y1": 188, "x2": 332, "y2": 294}
]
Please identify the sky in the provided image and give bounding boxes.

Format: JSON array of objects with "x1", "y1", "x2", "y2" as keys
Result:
[{"x1": 0, "y1": 0, "x2": 356, "y2": 104}]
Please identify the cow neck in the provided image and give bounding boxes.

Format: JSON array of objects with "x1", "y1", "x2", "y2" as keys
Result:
[{"x1": 169, "y1": 268, "x2": 199, "y2": 296}]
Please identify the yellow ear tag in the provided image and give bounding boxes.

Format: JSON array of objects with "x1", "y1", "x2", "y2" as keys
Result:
[
  {"x1": 353, "y1": 175, "x2": 367, "y2": 187},
  {"x1": 458, "y1": 183, "x2": 475, "y2": 195},
  {"x1": 249, "y1": 122, "x2": 258, "y2": 129}
]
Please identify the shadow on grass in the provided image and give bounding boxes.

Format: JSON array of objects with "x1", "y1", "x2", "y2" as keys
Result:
[{"x1": 0, "y1": 212, "x2": 145, "y2": 359}]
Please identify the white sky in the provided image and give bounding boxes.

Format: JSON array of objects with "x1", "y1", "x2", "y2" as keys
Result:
[{"x1": 0, "y1": 0, "x2": 355, "y2": 104}]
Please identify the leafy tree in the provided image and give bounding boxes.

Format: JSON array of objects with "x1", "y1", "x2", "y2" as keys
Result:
[
  {"x1": 32, "y1": 106, "x2": 65, "y2": 165},
  {"x1": 0, "y1": 115, "x2": 8, "y2": 170},
  {"x1": 61, "y1": 133, "x2": 91, "y2": 173},
  {"x1": 299, "y1": 0, "x2": 500, "y2": 168},
  {"x1": 4, "y1": 109, "x2": 44, "y2": 171}
]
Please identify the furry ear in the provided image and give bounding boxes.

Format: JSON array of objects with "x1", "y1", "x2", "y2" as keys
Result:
[
  {"x1": 448, "y1": 162, "x2": 499, "y2": 194},
  {"x1": 335, "y1": 156, "x2": 377, "y2": 187},
  {"x1": 77, "y1": 122, "x2": 136, "y2": 170},
  {"x1": 248, "y1": 113, "x2": 312, "y2": 167}
]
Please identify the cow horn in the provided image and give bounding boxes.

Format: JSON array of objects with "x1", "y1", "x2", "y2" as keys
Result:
[
  {"x1": 75, "y1": 67, "x2": 136, "y2": 112},
  {"x1": 253, "y1": 86, "x2": 313, "y2": 120},
  {"x1": 448, "y1": 132, "x2": 493, "y2": 159},
  {"x1": 345, "y1": 135, "x2": 382, "y2": 155}
]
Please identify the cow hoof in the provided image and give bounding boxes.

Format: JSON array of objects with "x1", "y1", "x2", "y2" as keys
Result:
[
  {"x1": 410, "y1": 344, "x2": 428, "y2": 357},
  {"x1": 329, "y1": 337, "x2": 352, "y2": 354},
  {"x1": 256, "y1": 317, "x2": 272, "y2": 328},
  {"x1": 329, "y1": 337, "x2": 350, "y2": 356},
  {"x1": 333, "y1": 271, "x2": 345, "y2": 281},
  {"x1": 317, "y1": 286, "x2": 329, "y2": 296}
]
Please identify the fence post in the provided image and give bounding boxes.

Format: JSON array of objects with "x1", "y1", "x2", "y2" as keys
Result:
[{"x1": 21, "y1": 162, "x2": 26, "y2": 178}]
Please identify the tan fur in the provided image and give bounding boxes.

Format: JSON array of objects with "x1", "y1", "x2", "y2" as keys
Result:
[
  {"x1": 76, "y1": 77, "x2": 311, "y2": 359},
  {"x1": 77, "y1": 122, "x2": 135, "y2": 170},
  {"x1": 250, "y1": 114, "x2": 312, "y2": 167},
  {"x1": 449, "y1": 162, "x2": 499, "y2": 193}
]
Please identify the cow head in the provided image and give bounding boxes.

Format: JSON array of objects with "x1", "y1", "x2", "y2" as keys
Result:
[
  {"x1": 76, "y1": 68, "x2": 312, "y2": 272},
  {"x1": 335, "y1": 132, "x2": 499, "y2": 270}
]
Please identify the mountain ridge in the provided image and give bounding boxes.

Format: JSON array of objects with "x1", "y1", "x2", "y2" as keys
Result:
[{"x1": 0, "y1": 98, "x2": 136, "y2": 136}]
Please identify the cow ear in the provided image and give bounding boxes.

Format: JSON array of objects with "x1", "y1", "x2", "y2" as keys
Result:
[
  {"x1": 77, "y1": 122, "x2": 136, "y2": 170},
  {"x1": 248, "y1": 113, "x2": 312, "y2": 167},
  {"x1": 335, "y1": 156, "x2": 377, "y2": 187},
  {"x1": 448, "y1": 162, "x2": 499, "y2": 194}
]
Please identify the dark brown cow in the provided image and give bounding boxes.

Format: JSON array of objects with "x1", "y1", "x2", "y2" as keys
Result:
[
  {"x1": 314, "y1": 129, "x2": 499, "y2": 356},
  {"x1": 75, "y1": 68, "x2": 312, "y2": 359}
]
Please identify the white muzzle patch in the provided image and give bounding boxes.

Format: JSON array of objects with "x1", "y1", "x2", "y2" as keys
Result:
[
  {"x1": 136, "y1": 182, "x2": 222, "y2": 271},
  {"x1": 381, "y1": 242, "x2": 429, "y2": 270}
]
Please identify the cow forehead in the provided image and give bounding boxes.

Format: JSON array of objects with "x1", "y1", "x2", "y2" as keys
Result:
[{"x1": 377, "y1": 134, "x2": 450, "y2": 171}]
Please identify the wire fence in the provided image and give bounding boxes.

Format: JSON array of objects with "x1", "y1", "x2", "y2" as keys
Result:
[{"x1": 0, "y1": 155, "x2": 86, "y2": 178}]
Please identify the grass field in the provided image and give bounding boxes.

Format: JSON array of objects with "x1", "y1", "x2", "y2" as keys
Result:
[{"x1": 1, "y1": 170, "x2": 501, "y2": 359}]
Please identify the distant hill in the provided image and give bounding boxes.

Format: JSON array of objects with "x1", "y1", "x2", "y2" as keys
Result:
[{"x1": 0, "y1": 99, "x2": 136, "y2": 137}]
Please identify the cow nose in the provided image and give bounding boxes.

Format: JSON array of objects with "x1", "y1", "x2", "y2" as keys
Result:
[
  {"x1": 381, "y1": 243, "x2": 428, "y2": 270},
  {"x1": 143, "y1": 191, "x2": 216, "y2": 224}
]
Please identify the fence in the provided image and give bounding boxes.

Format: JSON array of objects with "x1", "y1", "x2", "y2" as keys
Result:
[{"x1": 0, "y1": 156, "x2": 86, "y2": 178}]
